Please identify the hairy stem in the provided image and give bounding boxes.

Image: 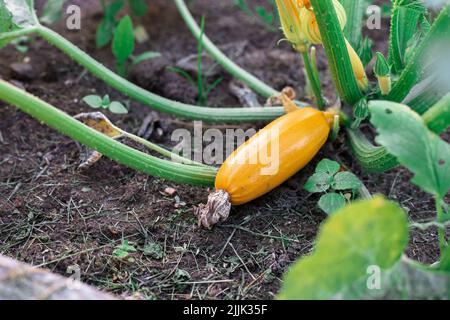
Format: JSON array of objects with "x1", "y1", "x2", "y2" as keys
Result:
[
  {"x1": 309, "y1": 0, "x2": 363, "y2": 105},
  {"x1": 301, "y1": 51, "x2": 325, "y2": 110},
  {"x1": 436, "y1": 196, "x2": 448, "y2": 257},
  {"x1": 35, "y1": 26, "x2": 285, "y2": 122},
  {"x1": 0, "y1": 80, "x2": 217, "y2": 186}
]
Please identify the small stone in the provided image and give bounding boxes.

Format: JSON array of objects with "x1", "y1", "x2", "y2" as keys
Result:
[
  {"x1": 10, "y1": 62, "x2": 36, "y2": 81},
  {"x1": 164, "y1": 187, "x2": 177, "y2": 196}
]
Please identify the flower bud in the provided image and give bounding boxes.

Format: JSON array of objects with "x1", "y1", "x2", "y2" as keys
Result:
[
  {"x1": 374, "y1": 52, "x2": 391, "y2": 95},
  {"x1": 275, "y1": 0, "x2": 308, "y2": 52},
  {"x1": 346, "y1": 39, "x2": 369, "y2": 91},
  {"x1": 299, "y1": 0, "x2": 347, "y2": 45}
]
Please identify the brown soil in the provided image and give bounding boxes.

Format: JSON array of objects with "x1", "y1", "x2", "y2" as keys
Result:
[{"x1": 0, "y1": 0, "x2": 447, "y2": 300}]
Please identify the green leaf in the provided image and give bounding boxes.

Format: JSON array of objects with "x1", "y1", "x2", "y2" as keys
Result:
[
  {"x1": 40, "y1": 0, "x2": 67, "y2": 25},
  {"x1": 96, "y1": 0, "x2": 124, "y2": 48},
  {"x1": 96, "y1": 19, "x2": 114, "y2": 48},
  {"x1": 340, "y1": 258, "x2": 450, "y2": 299},
  {"x1": 315, "y1": 158, "x2": 340, "y2": 176},
  {"x1": 109, "y1": 101, "x2": 128, "y2": 114},
  {"x1": 102, "y1": 94, "x2": 110, "y2": 106},
  {"x1": 352, "y1": 98, "x2": 369, "y2": 129},
  {"x1": 0, "y1": 0, "x2": 37, "y2": 32},
  {"x1": 0, "y1": 0, "x2": 14, "y2": 32},
  {"x1": 131, "y1": 51, "x2": 161, "y2": 67},
  {"x1": 128, "y1": 0, "x2": 148, "y2": 17},
  {"x1": 374, "y1": 52, "x2": 390, "y2": 77},
  {"x1": 278, "y1": 196, "x2": 409, "y2": 300},
  {"x1": 357, "y1": 36, "x2": 373, "y2": 67},
  {"x1": 333, "y1": 172, "x2": 362, "y2": 190},
  {"x1": 113, "y1": 240, "x2": 137, "y2": 258},
  {"x1": 304, "y1": 172, "x2": 331, "y2": 193},
  {"x1": 142, "y1": 242, "x2": 163, "y2": 260},
  {"x1": 255, "y1": 6, "x2": 274, "y2": 25},
  {"x1": 82, "y1": 95, "x2": 102, "y2": 108},
  {"x1": 318, "y1": 193, "x2": 346, "y2": 215},
  {"x1": 112, "y1": 15, "x2": 134, "y2": 64},
  {"x1": 369, "y1": 100, "x2": 450, "y2": 198}
]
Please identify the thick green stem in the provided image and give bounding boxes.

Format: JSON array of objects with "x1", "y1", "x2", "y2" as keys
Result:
[
  {"x1": 0, "y1": 27, "x2": 38, "y2": 43},
  {"x1": 436, "y1": 196, "x2": 448, "y2": 256},
  {"x1": 348, "y1": 95, "x2": 450, "y2": 172},
  {"x1": 339, "y1": 0, "x2": 365, "y2": 50},
  {"x1": 173, "y1": 0, "x2": 278, "y2": 98},
  {"x1": 301, "y1": 51, "x2": 325, "y2": 110},
  {"x1": 422, "y1": 93, "x2": 450, "y2": 134},
  {"x1": 0, "y1": 80, "x2": 217, "y2": 186},
  {"x1": 309, "y1": 0, "x2": 363, "y2": 105},
  {"x1": 388, "y1": 5, "x2": 450, "y2": 102},
  {"x1": 34, "y1": 26, "x2": 285, "y2": 123}
]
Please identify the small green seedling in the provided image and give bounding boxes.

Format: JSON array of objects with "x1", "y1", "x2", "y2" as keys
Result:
[
  {"x1": 142, "y1": 242, "x2": 164, "y2": 260},
  {"x1": 167, "y1": 16, "x2": 223, "y2": 105},
  {"x1": 304, "y1": 159, "x2": 362, "y2": 215},
  {"x1": 112, "y1": 15, "x2": 161, "y2": 76},
  {"x1": 234, "y1": 0, "x2": 277, "y2": 32},
  {"x1": 10, "y1": 36, "x2": 29, "y2": 53},
  {"x1": 113, "y1": 240, "x2": 137, "y2": 259},
  {"x1": 83, "y1": 94, "x2": 128, "y2": 114},
  {"x1": 96, "y1": 0, "x2": 149, "y2": 48},
  {"x1": 351, "y1": 98, "x2": 369, "y2": 129}
]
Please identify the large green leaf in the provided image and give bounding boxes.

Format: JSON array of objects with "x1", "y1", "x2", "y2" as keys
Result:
[
  {"x1": 0, "y1": 0, "x2": 13, "y2": 32},
  {"x1": 1, "y1": 0, "x2": 37, "y2": 30},
  {"x1": 278, "y1": 196, "x2": 409, "y2": 299},
  {"x1": 340, "y1": 258, "x2": 450, "y2": 299},
  {"x1": 0, "y1": 0, "x2": 37, "y2": 49},
  {"x1": 369, "y1": 100, "x2": 450, "y2": 198}
]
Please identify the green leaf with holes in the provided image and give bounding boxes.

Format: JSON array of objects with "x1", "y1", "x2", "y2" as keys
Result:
[
  {"x1": 278, "y1": 196, "x2": 409, "y2": 300},
  {"x1": 369, "y1": 100, "x2": 450, "y2": 198}
]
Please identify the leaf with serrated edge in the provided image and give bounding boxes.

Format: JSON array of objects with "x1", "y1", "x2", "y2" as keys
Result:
[{"x1": 369, "y1": 100, "x2": 450, "y2": 197}]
